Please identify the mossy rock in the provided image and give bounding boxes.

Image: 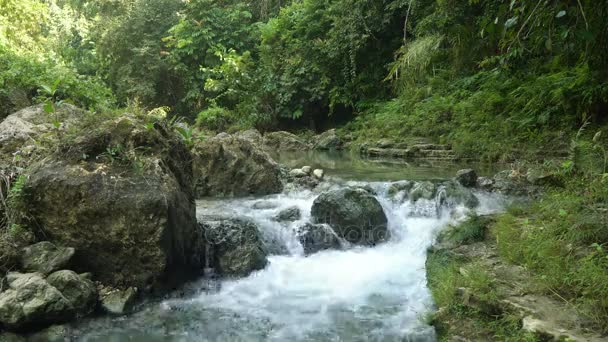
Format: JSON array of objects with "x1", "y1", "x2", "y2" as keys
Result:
[{"x1": 23, "y1": 118, "x2": 204, "y2": 291}]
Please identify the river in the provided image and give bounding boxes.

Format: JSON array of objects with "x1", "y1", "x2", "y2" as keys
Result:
[{"x1": 70, "y1": 151, "x2": 506, "y2": 341}]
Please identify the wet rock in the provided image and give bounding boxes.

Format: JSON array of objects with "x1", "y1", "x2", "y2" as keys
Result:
[
  {"x1": 376, "y1": 139, "x2": 394, "y2": 148},
  {"x1": 410, "y1": 181, "x2": 437, "y2": 202},
  {"x1": 442, "y1": 181, "x2": 479, "y2": 209},
  {"x1": 20, "y1": 241, "x2": 75, "y2": 275},
  {"x1": 388, "y1": 181, "x2": 414, "y2": 199},
  {"x1": 526, "y1": 169, "x2": 562, "y2": 187},
  {"x1": 301, "y1": 166, "x2": 312, "y2": 175},
  {"x1": 263, "y1": 131, "x2": 311, "y2": 151},
  {"x1": 311, "y1": 188, "x2": 389, "y2": 246},
  {"x1": 455, "y1": 169, "x2": 477, "y2": 187},
  {"x1": 23, "y1": 117, "x2": 204, "y2": 291},
  {"x1": 476, "y1": 176, "x2": 494, "y2": 190},
  {"x1": 491, "y1": 170, "x2": 530, "y2": 195},
  {"x1": 252, "y1": 201, "x2": 279, "y2": 210},
  {"x1": 273, "y1": 206, "x2": 302, "y2": 222},
  {"x1": 0, "y1": 332, "x2": 25, "y2": 342},
  {"x1": 193, "y1": 133, "x2": 283, "y2": 197},
  {"x1": 293, "y1": 175, "x2": 320, "y2": 190},
  {"x1": 0, "y1": 273, "x2": 74, "y2": 331},
  {"x1": 28, "y1": 324, "x2": 70, "y2": 342},
  {"x1": 314, "y1": 129, "x2": 342, "y2": 150},
  {"x1": 100, "y1": 287, "x2": 138, "y2": 315},
  {"x1": 289, "y1": 168, "x2": 308, "y2": 178},
  {"x1": 296, "y1": 223, "x2": 341, "y2": 255},
  {"x1": 199, "y1": 217, "x2": 268, "y2": 277},
  {"x1": 46, "y1": 270, "x2": 97, "y2": 317},
  {"x1": 312, "y1": 169, "x2": 324, "y2": 180}
]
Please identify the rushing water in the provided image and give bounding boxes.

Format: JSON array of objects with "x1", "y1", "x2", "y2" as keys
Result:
[{"x1": 71, "y1": 152, "x2": 506, "y2": 342}]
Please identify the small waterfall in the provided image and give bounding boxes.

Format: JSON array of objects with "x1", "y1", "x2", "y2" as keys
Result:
[
  {"x1": 71, "y1": 176, "x2": 507, "y2": 342},
  {"x1": 434, "y1": 184, "x2": 448, "y2": 218}
]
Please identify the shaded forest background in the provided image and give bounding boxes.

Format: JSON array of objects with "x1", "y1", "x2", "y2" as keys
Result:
[{"x1": 1, "y1": 0, "x2": 607, "y2": 160}]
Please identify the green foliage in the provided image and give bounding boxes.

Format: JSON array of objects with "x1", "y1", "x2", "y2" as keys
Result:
[
  {"x1": 494, "y1": 174, "x2": 608, "y2": 332},
  {"x1": 426, "y1": 250, "x2": 538, "y2": 341},
  {"x1": 96, "y1": 0, "x2": 183, "y2": 108},
  {"x1": 196, "y1": 106, "x2": 237, "y2": 132},
  {"x1": 441, "y1": 214, "x2": 491, "y2": 245},
  {"x1": 165, "y1": 0, "x2": 256, "y2": 115},
  {"x1": 0, "y1": 43, "x2": 114, "y2": 116}
]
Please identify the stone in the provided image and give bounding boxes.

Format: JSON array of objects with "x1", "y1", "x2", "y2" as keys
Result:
[
  {"x1": 289, "y1": 168, "x2": 308, "y2": 178},
  {"x1": 23, "y1": 117, "x2": 204, "y2": 291},
  {"x1": 252, "y1": 201, "x2": 279, "y2": 210},
  {"x1": 442, "y1": 181, "x2": 480, "y2": 209},
  {"x1": 20, "y1": 241, "x2": 75, "y2": 275},
  {"x1": 193, "y1": 133, "x2": 283, "y2": 197},
  {"x1": 0, "y1": 332, "x2": 26, "y2": 342},
  {"x1": 296, "y1": 223, "x2": 341, "y2": 255},
  {"x1": 46, "y1": 270, "x2": 97, "y2": 317},
  {"x1": 376, "y1": 139, "x2": 394, "y2": 148},
  {"x1": 388, "y1": 180, "x2": 414, "y2": 199},
  {"x1": 311, "y1": 188, "x2": 389, "y2": 246},
  {"x1": 28, "y1": 324, "x2": 69, "y2": 342},
  {"x1": 234, "y1": 129, "x2": 263, "y2": 144},
  {"x1": 0, "y1": 273, "x2": 74, "y2": 331},
  {"x1": 410, "y1": 181, "x2": 437, "y2": 202},
  {"x1": 476, "y1": 176, "x2": 494, "y2": 190},
  {"x1": 455, "y1": 169, "x2": 477, "y2": 187},
  {"x1": 301, "y1": 166, "x2": 312, "y2": 175},
  {"x1": 314, "y1": 129, "x2": 342, "y2": 150},
  {"x1": 199, "y1": 217, "x2": 268, "y2": 277},
  {"x1": 0, "y1": 104, "x2": 84, "y2": 156},
  {"x1": 312, "y1": 169, "x2": 324, "y2": 180},
  {"x1": 263, "y1": 131, "x2": 311, "y2": 151},
  {"x1": 273, "y1": 206, "x2": 302, "y2": 222},
  {"x1": 101, "y1": 287, "x2": 138, "y2": 315}
]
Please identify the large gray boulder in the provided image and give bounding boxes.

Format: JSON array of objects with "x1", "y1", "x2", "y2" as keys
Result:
[
  {"x1": 314, "y1": 129, "x2": 342, "y2": 150},
  {"x1": 234, "y1": 129, "x2": 263, "y2": 145},
  {"x1": 0, "y1": 104, "x2": 84, "y2": 157},
  {"x1": 100, "y1": 287, "x2": 138, "y2": 315},
  {"x1": 263, "y1": 131, "x2": 311, "y2": 151},
  {"x1": 23, "y1": 117, "x2": 204, "y2": 291},
  {"x1": 20, "y1": 242, "x2": 75, "y2": 275},
  {"x1": 296, "y1": 223, "x2": 341, "y2": 255},
  {"x1": 46, "y1": 270, "x2": 97, "y2": 317},
  {"x1": 193, "y1": 134, "x2": 283, "y2": 197},
  {"x1": 273, "y1": 206, "x2": 302, "y2": 222},
  {"x1": 410, "y1": 181, "x2": 437, "y2": 202},
  {"x1": 311, "y1": 188, "x2": 389, "y2": 246},
  {"x1": 199, "y1": 217, "x2": 268, "y2": 277},
  {"x1": 0, "y1": 273, "x2": 74, "y2": 331},
  {"x1": 442, "y1": 181, "x2": 479, "y2": 209},
  {"x1": 455, "y1": 169, "x2": 477, "y2": 187}
]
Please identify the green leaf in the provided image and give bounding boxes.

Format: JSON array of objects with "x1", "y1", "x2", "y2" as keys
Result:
[
  {"x1": 559, "y1": 209, "x2": 568, "y2": 217},
  {"x1": 556, "y1": 10, "x2": 566, "y2": 18},
  {"x1": 40, "y1": 84, "x2": 53, "y2": 96},
  {"x1": 593, "y1": 131, "x2": 602, "y2": 143},
  {"x1": 43, "y1": 100, "x2": 55, "y2": 114}
]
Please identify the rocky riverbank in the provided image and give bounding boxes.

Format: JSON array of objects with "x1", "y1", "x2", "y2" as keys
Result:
[
  {"x1": 426, "y1": 214, "x2": 606, "y2": 342},
  {"x1": 0, "y1": 105, "x2": 564, "y2": 339}
]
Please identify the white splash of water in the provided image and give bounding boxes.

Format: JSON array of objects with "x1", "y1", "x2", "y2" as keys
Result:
[{"x1": 181, "y1": 181, "x2": 506, "y2": 341}]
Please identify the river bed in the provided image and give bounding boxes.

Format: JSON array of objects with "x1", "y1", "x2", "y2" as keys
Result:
[{"x1": 69, "y1": 152, "x2": 506, "y2": 341}]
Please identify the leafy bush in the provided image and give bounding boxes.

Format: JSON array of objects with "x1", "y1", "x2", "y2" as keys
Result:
[
  {"x1": 0, "y1": 44, "x2": 114, "y2": 117},
  {"x1": 195, "y1": 106, "x2": 238, "y2": 132},
  {"x1": 494, "y1": 174, "x2": 608, "y2": 332},
  {"x1": 442, "y1": 215, "x2": 492, "y2": 245}
]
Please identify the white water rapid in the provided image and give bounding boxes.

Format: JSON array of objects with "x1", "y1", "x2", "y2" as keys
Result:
[{"x1": 74, "y1": 175, "x2": 506, "y2": 342}]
